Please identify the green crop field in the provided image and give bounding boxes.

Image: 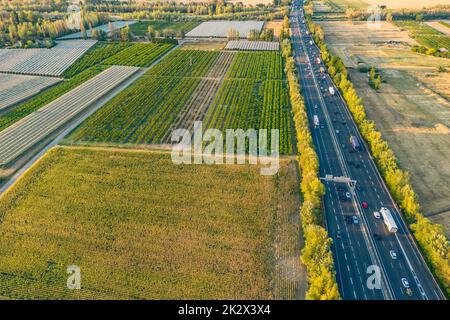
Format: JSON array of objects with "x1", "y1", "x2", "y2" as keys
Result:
[
  {"x1": 63, "y1": 42, "x2": 133, "y2": 78},
  {"x1": 129, "y1": 20, "x2": 200, "y2": 36},
  {"x1": 395, "y1": 21, "x2": 450, "y2": 49},
  {"x1": 102, "y1": 43, "x2": 175, "y2": 67},
  {"x1": 0, "y1": 147, "x2": 300, "y2": 299},
  {"x1": 69, "y1": 49, "x2": 293, "y2": 154},
  {"x1": 0, "y1": 65, "x2": 108, "y2": 133}
]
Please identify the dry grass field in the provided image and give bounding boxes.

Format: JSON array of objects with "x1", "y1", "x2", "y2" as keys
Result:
[
  {"x1": 265, "y1": 20, "x2": 284, "y2": 39},
  {"x1": 321, "y1": 0, "x2": 449, "y2": 10},
  {"x1": 0, "y1": 147, "x2": 305, "y2": 299},
  {"x1": 180, "y1": 40, "x2": 227, "y2": 51},
  {"x1": 319, "y1": 20, "x2": 450, "y2": 232}
]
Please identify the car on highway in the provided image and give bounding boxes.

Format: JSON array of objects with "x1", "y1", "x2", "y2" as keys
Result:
[
  {"x1": 373, "y1": 233, "x2": 382, "y2": 240},
  {"x1": 362, "y1": 201, "x2": 368, "y2": 209},
  {"x1": 352, "y1": 216, "x2": 359, "y2": 224},
  {"x1": 314, "y1": 104, "x2": 318, "y2": 109},
  {"x1": 402, "y1": 278, "x2": 410, "y2": 288},
  {"x1": 345, "y1": 192, "x2": 351, "y2": 199},
  {"x1": 405, "y1": 288, "x2": 413, "y2": 297},
  {"x1": 373, "y1": 211, "x2": 381, "y2": 219},
  {"x1": 336, "y1": 129, "x2": 340, "y2": 134},
  {"x1": 390, "y1": 250, "x2": 397, "y2": 259},
  {"x1": 336, "y1": 230, "x2": 342, "y2": 239}
]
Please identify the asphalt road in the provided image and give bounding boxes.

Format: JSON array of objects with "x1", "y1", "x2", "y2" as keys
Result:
[{"x1": 290, "y1": 0, "x2": 445, "y2": 300}]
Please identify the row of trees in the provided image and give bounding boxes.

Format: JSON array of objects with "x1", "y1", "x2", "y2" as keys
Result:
[
  {"x1": 0, "y1": 10, "x2": 108, "y2": 48},
  {"x1": 305, "y1": 10, "x2": 449, "y2": 296},
  {"x1": 281, "y1": 26, "x2": 340, "y2": 299},
  {"x1": 247, "y1": 28, "x2": 274, "y2": 41}
]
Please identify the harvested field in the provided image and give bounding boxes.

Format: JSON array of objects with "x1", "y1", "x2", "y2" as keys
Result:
[
  {"x1": 265, "y1": 20, "x2": 283, "y2": 40},
  {"x1": 322, "y1": 0, "x2": 448, "y2": 10},
  {"x1": 186, "y1": 21, "x2": 265, "y2": 38},
  {"x1": 180, "y1": 40, "x2": 227, "y2": 51},
  {"x1": 0, "y1": 147, "x2": 303, "y2": 299},
  {"x1": 319, "y1": 19, "x2": 450, "y2": 231},
  {"x1": 0, "y1": 40, "x2": 97, "y2": 77},
  {"x1": 0, "y1": 74, "x2": 62, "y2": 111}
]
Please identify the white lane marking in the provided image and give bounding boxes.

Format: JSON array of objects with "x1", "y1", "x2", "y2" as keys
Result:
[
  {"x1": 344, "y1": 254, "x2": 348, "y2": 261},
  {"x1": 353, "y1": 290, "x2": 357, "y2": 299},
  {"x1": 347, "y1": 265, "x2": 351, "y2": 272},
  {"x1": 350, "y1": 277, "x2": 353, "y2": 285},
  {"x1": 395, "y1": 233, "x2": 429, "y2": 300}
]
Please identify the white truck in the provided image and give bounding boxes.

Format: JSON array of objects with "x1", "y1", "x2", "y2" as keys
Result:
[
  {"x1": 328, "y1": 86, "x2": 335, "y2": 95},
  {"x1": 380, "y1": 207, "x2": 398, "y2": 233},
  {"x1": 313, "y1": 115, "x2": 319, "y2": 128}
]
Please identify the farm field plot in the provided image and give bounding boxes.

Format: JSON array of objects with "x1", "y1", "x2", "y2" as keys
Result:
[
  {"x1": 0, "y1": 65, "x2": 107, "y2": 133},
  {"x1": 426, "y1": 21, "x2": 450, "y2": 36},
  {"x1": 0, "y1": 74, "x2": 62, "y2": 111},
  {"x1": 63, "y1": 42, "x2": 133, "y2": 78},
  {"x1": 58, "y1": 21, "x2": 137, "y2": 40},
  {"x1": 186, "y1": 21, "x2": 265, "y2": 38},
  {"x1": 0, "y1": 40, "x2": 97, "y2": 76},
  {"x1": 69, "y1": 49, "x2": 293, "y2": 154},
  {"x1": 226, "y1": 51, "x2": 284, "y2": 80},
  {"x1": 129, "y1": 20, "x2": 200, "y2": 37},
  {"x1": 319, "y1": 0, "x2": 447, "y2": 10},
  {"x1": 0, "y1": 66, "x2": 139, "y2": 167},
  {"x1": 225, "y1": 40, "x2": 280, "y2": 51},
  {"x1": 395, "y1": 21, "x2": 450, "y2": 49},
  {"x1": 101, "y1": 43, "x2": 174, "y2": 67},
  {"x1": 0, "y1": 147, "x2": 303, "y2": 299},
  {"x1": 318, "y1": 19, "x2": 450, "y2": 231}
]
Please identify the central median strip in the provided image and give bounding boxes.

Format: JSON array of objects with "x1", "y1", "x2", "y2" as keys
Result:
[{"x1": 283, "y1": 17, "x2": 340, "y2": 299}]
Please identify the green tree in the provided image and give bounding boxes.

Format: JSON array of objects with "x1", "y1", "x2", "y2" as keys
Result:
[{"x1": 374, "y1": 75, "x2": 382, "y2": 90}]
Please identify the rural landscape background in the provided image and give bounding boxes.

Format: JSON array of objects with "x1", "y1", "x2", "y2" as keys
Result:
[{"x1": 0, "y1": 0, "x2": 448, "y2": 301}]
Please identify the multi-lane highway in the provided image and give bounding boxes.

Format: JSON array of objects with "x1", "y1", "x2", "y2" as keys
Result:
[{"x1": 290, "y1": 0, "x2": 445, "y2": 300}]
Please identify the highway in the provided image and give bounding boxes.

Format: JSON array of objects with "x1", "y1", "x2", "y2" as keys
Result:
[{"x1": 290, "y1": 0, "x2": 445, "y2": 300}]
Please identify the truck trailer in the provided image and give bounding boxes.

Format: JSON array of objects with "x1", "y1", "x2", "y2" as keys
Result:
[
  {"x1": 313, "y1": 115, "x2": 319, "y2": 128},
  {"x1": 350, "y1": 135, "x2": 360, "y2": 150},
  {"x1": 380, "y1": 207, "x2": 398, "y2": 233}
]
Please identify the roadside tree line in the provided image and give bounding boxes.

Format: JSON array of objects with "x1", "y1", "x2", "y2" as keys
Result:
[
  {"x1": 281, "y1": 21, "x2": 340, "y2": 300},
  {"x1": 304, "y1": 9, "x2": 450, "y2": 297}
]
